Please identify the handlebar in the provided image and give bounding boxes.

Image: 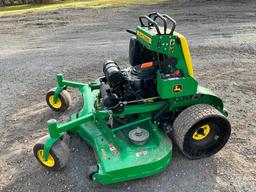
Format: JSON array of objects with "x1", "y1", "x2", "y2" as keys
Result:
[
  {"x1": 139, "y1": 12, "x2": 176, "y2": 35},
  {"x1": 148, "y1": 12, "x2": 167, "y2": 34},
  {"x1": 162, "y1": 14, "x2": 176, "y2": 35},
  {"x1": 139, "y1": 15, "x2": 161, "y2": 35}
]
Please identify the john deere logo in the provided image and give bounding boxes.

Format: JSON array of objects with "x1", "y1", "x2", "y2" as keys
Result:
[{"x1": 173, "y1": 85, "x2": 182, "y2": 93}]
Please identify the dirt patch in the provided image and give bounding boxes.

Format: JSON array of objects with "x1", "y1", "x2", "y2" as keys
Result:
[{"x1": 0, "y1": 0, "x2": 256, "y2": 191}]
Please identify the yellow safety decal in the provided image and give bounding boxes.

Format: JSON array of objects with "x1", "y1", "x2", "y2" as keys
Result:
[
  {"x1": 174, "y1": 32, "x2": 194, "y2": 77},
  {"x1": 137, "y1": 31, "x2": 152, "y2": 44}
]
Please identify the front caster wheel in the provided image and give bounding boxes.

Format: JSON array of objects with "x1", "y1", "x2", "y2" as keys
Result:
[
  {"x1": 173, "y1": 104, "x2": 231, "y2": 159},
  {"x1": 46, "y1": 88, "x2": 71, "y2": 112},
  {"x1": 33, "y1": 135, "x2": 70, "y2": 171}
]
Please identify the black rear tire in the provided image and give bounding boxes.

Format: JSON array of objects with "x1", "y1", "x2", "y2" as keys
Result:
[{"x1": 173, "y1": 104, "x2": 231, "y2": 159}]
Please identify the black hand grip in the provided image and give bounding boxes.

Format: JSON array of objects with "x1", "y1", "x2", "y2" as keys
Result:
[
  {"x1": 162, "y1": 14, "x2": 176, "y2": 34},
  {"x1": 126, "y1": 29, "x2": 136, "y2": 35},
  {"x1": 148, "y1": 12, "x2": 167, "y2": 34},
  {"x1": 139, "y1": 15, "x2": 161, "y2": 35}
]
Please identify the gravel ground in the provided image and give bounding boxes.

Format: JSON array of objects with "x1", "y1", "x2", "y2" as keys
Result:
[{"x1": 0, "y1": 0, "x2": 256, "y2": 191}]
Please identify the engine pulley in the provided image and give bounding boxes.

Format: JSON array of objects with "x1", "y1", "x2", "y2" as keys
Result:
[{"x1": 128, "y1": 127, "x2": 149, "y2": 146}]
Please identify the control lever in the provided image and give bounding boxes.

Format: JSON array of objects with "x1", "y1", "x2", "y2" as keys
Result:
[{"x1": 126, "y1": 29, "x2": 136, "y2": 35}]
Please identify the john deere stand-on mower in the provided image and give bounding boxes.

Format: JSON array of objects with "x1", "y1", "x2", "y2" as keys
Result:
[{"x1": 33, "y1": 12, "x2": 231, "y2": 184}]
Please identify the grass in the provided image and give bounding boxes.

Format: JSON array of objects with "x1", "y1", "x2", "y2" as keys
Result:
[{"x1": 0, "y1": 0, "x2": 167, "y2": 17}]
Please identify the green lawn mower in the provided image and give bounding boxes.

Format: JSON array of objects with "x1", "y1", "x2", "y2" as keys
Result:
[{"x1": 33, "y1": 12, "x2": 231, "y2": 184}]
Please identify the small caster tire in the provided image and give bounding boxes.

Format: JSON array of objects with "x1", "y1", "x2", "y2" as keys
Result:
[
  {"x1": 46, "y1": 88, "x2": 71, "y2": 112},
  {"x1": 33, "y1": 135, "x2": 70, "y2": 171}
]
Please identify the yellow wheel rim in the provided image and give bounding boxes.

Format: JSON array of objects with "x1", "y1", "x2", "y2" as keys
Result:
[
  {"x1": 192, "y1": 124, "x2": 211, "y2": 140},
  {"x1": 49, "y1": 95, "x2": 62, "y2": 109},
  {"x1": 37, "y1": 149, "x2": 55, "y2": 167}
]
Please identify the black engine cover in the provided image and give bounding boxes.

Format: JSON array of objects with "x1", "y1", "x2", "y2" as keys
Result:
[
  {"x1": 101, "y1": 59, "x2": 158, "y2": 108},
  {"x1": 123, "y1": 65, "x2": 157, "y2": 100}
]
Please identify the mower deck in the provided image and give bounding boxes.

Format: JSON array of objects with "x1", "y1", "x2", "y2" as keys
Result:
[
  {"x1": 67, "y1": 83, "x2": 172, "y2": 184},
  {"x1": 74, "y1": 117, "x2": 172, "y2": 184},
  {"x1": 43, "y1": 78, "x2": 173, "y2": 184}
]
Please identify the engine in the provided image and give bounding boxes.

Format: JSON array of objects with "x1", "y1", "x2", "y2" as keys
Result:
[
  {"x1": 100, "y1": 35, "x2": 180, "y2": 111},
  {"x1": 100, "y1": 60, "x2": 158, "y2": 109}
]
